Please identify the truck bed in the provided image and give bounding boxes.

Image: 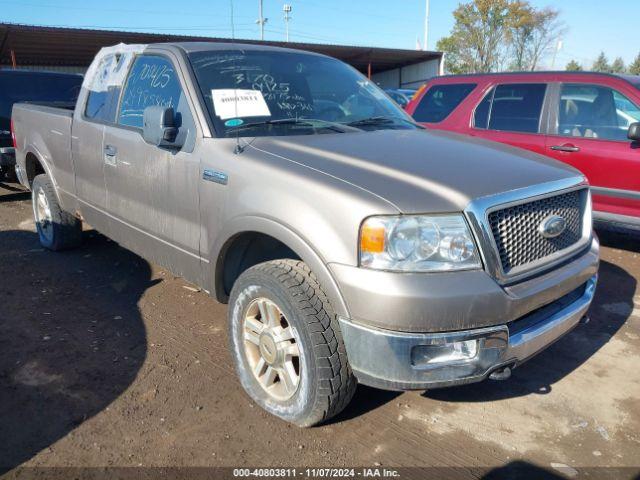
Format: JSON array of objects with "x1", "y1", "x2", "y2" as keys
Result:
[{"x1": 12, "y1": 103, "x2": 75, "y2": 197}]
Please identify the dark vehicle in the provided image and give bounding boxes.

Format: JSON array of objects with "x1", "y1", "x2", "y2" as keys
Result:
[
  {"x1": 0, "y1": 70, "x2": 82, "y2": 180},
  {"x1": 384, "y1": 88, "x2": 416, "y2": 108}
]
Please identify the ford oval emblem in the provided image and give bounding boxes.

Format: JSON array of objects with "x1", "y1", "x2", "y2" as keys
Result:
[{"x1": 539, "y1": 215, "x2": 567, "y2": 238}]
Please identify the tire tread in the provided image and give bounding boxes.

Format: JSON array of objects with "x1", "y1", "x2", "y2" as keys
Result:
[
  {"x1": 32, "y1": 174, "x2": 82, "y2": 251},
  {"x1": 249, "y1": 259, "x2": 356, "y2": 425}
]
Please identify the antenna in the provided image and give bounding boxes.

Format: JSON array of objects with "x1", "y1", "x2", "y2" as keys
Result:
[
  {"x1": 229, "y1": 0, "x2": 236, "y2": 39},
  {"x1": 283, "y1": 4, "x2": 292, "y2": 42},
  {"x1": 229, "y1": 0, "x2": 244, "y2": 154}
]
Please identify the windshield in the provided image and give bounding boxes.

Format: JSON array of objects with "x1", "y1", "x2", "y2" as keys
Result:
[{"x1": 188, "y1": 49, "x2": 418, "y2": 137}]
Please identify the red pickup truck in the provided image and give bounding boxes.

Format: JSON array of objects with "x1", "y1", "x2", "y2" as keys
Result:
[{"x1": 406, "y1": 72, "x2": 640, "y2": 231}]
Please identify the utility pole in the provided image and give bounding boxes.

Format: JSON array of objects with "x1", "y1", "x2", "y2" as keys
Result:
[
  {"x1": 256, "y1": 0, "x2": 268, "y2": 41},
  {"x1": 283, "y1": 4, "x2": 292, "y2": 42},
  {"x1": 423, "y1": 0, "x2": 430, "y2": 51}
]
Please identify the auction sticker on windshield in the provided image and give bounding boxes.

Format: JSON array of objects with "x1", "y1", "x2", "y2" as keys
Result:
[{"x1": 212, "y1": 89, "x2": 271, "y2": 119}]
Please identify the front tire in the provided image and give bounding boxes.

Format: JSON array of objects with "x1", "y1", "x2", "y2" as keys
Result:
[
  {"x1": 32, "y1": 174, "x2": 82, "y2": 251},
  {"x1": 228, "y1": 260, "x2": 356, "y2": 427}
]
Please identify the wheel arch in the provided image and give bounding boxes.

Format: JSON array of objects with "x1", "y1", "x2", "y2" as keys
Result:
[
  {"x1": 210, "y1": 216, "x2": 350, "y2": 319},
  {"x1": 24, "y1": 149, "x2": 48, "y2": 188},
  {"x1": 22, "y1": 146, "x2": 70, "y2": 211}
]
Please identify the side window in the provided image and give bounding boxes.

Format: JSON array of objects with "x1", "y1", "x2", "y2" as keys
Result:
[
  {"x1": 84, "y1": 54, "x2": 122, "y2": 122},
  {"x1": 558, "y1": 84, "x2": 640, "y2": 141},
  {"x1": 474, "y1": 83, "x2": 547, "y2": 133},
  {"x1": 118, "y1": 56, "x2": 184, "y2": 128},
  {"x1": 474, "y1": 87, "x2": 493, "y2": 129},
  {"x1": 412, "y1": 83, "x2": 476, "y2": 123}
]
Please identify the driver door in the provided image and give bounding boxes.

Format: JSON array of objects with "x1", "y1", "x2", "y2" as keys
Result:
[
  {"x1": 103, "y1": 53, "x2": 202, "y2": 284},
  {"x1": 545, "y1": 82, "x2": 640, "y2": 221}
]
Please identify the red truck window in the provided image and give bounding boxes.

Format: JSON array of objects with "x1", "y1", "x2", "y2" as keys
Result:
[
  {"x1": 474, "y1": 83, "x2": 547, "y2": 133},
  {"x1": 412, "y1": 83, "x2": 476, "y2": 123},
  {"x1": 558, "y1": 84, "x2": 640, "y2": 141}
]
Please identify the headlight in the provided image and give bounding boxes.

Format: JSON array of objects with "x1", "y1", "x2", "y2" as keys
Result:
[{"x1": 359, "y1": 215, "x2": 481, "y2": 272}]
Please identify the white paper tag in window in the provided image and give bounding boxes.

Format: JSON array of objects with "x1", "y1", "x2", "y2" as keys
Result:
[{"x1": 211, "y1": 89, "x2": 271, "y2": 120}]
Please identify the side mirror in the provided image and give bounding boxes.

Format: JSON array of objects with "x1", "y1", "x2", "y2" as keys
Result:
[
  {"x1": 628, "y1": 122, "x2": 640, "y2": 142},
  {"x1": 142, "y1": 106, "x2": 181, "y2": 148}
]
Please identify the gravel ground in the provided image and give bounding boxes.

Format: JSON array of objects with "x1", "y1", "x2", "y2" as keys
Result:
[{"x1": 1, "y1": 182, "x2": 639, "y2": 479}]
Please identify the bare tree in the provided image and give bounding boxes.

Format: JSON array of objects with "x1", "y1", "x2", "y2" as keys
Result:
[
  {"x1": 438, "y1": 0, "x2": 565, "y2": 74},
  {"x1": 525, "y1": 7, "x2": 566, "y2": 70},
  {"x1": 437, "y1": 0, "x2": 514, "y2": 73},
  {"x1": 508, "y1": 1, "x2": 535, "y2": 70}
]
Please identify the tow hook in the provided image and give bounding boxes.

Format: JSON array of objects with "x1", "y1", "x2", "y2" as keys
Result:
[{"x1": 489, "y1": 365, "x2": 512, "y2": 381}]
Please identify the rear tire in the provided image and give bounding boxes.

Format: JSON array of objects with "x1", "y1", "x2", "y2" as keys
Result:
[
  {"x1": 32, "y1": 174, "x2": 82, "y2": 251},
  {"x1": 228, "y1": 259, "x2": 356, "y2": 427}
]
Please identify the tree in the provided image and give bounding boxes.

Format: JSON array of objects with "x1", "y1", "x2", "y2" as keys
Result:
[
  {"x1": 565, "y1": 60, "x2": 583, "y2": 71},
  {"x1": 526, "y1": 8, "x2": 565, "y2": 70},
  {"x1": 437, "y1": 0, "x2": 515, "y2": 74},
  {"x1": 508, "y1": 6, "x2": 565, "y2": 71},
  {"x1": 611, "y1": 57, "x2": 626, "y2": 74},
  {"x1": 508, "y1": 1, "x2": 536, "y2": 70},
  {"x1": 630, "y1": 53, "x2": 640, "y2": 76},
  {"x1": 592, "y1": 52, "x2": 610, "y2": 72},
  {"x1": 436, "y1": 37, "x2": 468, "y2": 75},
  {"x1": 437, "y1": 0, "x2": 565, "y2": 74}
]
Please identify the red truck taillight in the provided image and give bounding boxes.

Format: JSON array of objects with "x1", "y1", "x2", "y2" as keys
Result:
[{"x1": 10, "y1": 118, "x2": 16, "y2": 148}]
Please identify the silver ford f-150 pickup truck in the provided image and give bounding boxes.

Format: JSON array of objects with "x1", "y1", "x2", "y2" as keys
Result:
[{"x1": 12, "y1": 42, "x2": 599, "y2": 427}]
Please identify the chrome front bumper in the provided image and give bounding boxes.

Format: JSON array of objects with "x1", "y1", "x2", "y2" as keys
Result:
[{"x1": 339, "y1": 275, "x2": 597, "y2": 391}]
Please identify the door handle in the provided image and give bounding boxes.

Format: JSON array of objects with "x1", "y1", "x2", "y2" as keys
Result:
[
  {"x1": 104, "y1": 145, "x2": 117, "y2": 156},
  {"x1": 104, "y1": 144, "x2": 117, "y2": 166},
  {"x1": 550, "y1": 144, "x2": 580, "y2": 153}
]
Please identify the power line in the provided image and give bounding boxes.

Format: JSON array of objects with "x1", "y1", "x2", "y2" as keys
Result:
[
  {"x1": 9, "y1": 22, "x2": 257, "y2": 33},
  {"x1": 0, "y1": 0, "x2": 255, "y2": 19},
  {"x1": 299, "y1": 0, "x2": 409, "y2": 23}
]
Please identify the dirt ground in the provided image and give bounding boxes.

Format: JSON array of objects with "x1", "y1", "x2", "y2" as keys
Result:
[{"x1": 1, "y1": 181, "x2": 639, "y2": 479}]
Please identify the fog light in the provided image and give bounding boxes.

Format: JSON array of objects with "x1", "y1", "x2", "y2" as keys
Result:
[{"x1": 411, "y1": 339, "x2": 478, "y2": 366}]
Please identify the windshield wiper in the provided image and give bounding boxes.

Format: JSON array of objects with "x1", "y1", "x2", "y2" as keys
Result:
[
  {"x1": 227, "y1": 117, "x2": 358, "y2": 133},
  {"x1": 346, "y1": 116, "x2": 421, "y2": 128}
]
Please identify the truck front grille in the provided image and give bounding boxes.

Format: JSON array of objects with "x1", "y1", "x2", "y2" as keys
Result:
[{"x1": 488, "y1": 189, "x2": 585, "y2": 274}]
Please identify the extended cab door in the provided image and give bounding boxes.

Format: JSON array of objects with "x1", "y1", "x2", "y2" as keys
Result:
[
  {"x1": 73, "y1": 53, "x2": 123, "y2": 231},
  {"x1": 470, "y1": 82, "x2": 550, "y2": 156},
  {"x1": 102, "y1": 53, "x2": 202, "y2": 284},
  {"x1": 545, "y1": 82, "x2": 640, "y2": 223}
]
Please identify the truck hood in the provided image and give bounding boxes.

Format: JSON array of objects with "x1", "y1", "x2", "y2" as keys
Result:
[{"x1": 249, "y1": 129, "x2": 583, "y2": 213}]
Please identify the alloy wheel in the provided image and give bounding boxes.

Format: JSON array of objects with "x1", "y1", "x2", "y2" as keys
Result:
[{"x1": 242, "y1": 297, "x2": 301, "y2": 401}]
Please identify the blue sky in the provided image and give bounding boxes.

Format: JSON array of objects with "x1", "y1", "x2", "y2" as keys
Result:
[{"x1": 2, "y1": 0, "x2": 636, "y2": 69}]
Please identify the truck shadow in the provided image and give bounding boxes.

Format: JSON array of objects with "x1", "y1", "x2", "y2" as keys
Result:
[
  {"x1": 0, "y1": 181, "x2": 29, "y2": 202},
  {"x1": 0, "y1": 229, "x2": 153, "y2": 472},
  {"x1": 596, "y1": 227, "x2": 640, "y2": 254},
  {"x1": 330, "y1": 386, "x2": 402, "y2": 424},
  {"x1": 0, "y1": 182, "x2": 30, "y2": 203},
  {"x1": 481, "y1": 460, "x2": 570, "y2": 479},
  {"x1": 423, "y1": 259, "x2": 634, "y2": 402}
]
